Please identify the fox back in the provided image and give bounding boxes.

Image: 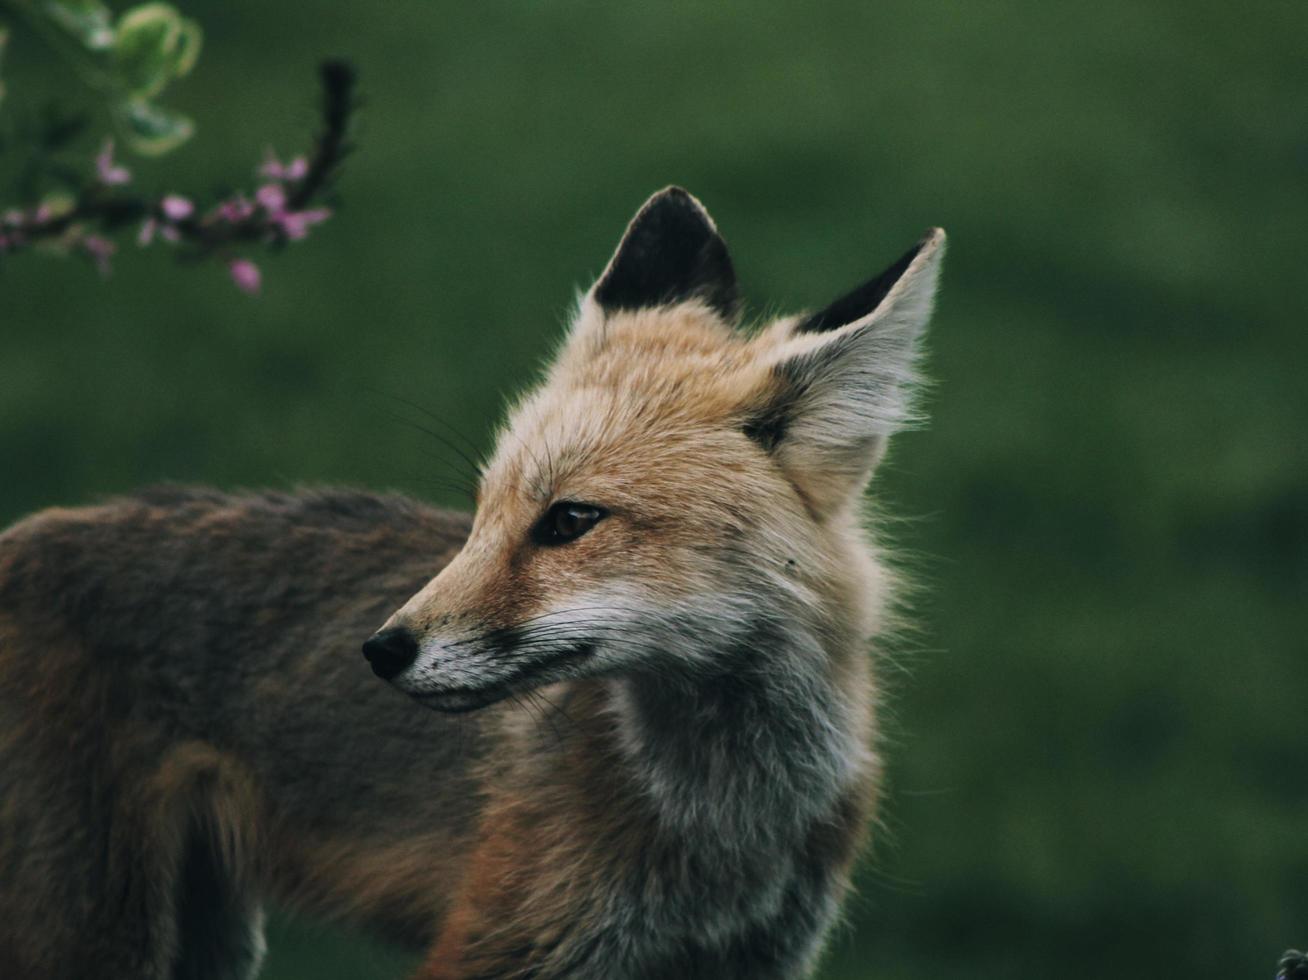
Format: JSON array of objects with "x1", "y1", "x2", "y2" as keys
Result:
[{"x1": 0, "y1": 187, "x2": 944, "y2": 980}]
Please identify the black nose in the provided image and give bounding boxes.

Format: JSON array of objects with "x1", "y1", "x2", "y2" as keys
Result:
[{"x1": 362, "y1": 627, "x2": 419, "y2": 680}]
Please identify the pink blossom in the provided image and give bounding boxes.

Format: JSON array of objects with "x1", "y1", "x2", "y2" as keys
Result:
[
  {"x1": 255, "y1": 183, "x2": 287, "y2": 215},
  {"x1": 276, "y1": 207, "x2": 332, "y2": 241},
  {"x1": 213, "y1": 195, "x2": 256, "y2": 223},
  {"x1": 95, "y1": 140, "x2": 132, "y2": 186},
  {"x1": 228, "y1": 258, "x2": 261, "y2": 295},
  {"x1": 82, "y1": 234, "x2": 116, "y2": 277},
  {"x1": 140, "y1": 194, "x2": 193, "y2": 246},
  {"x1": 258, "y1": 149, "x2": 286, "y2": 179},
  {"x1": 160, "y1": 195, "x2": 194, "y2": 221},
  {"x1": 138, "y1": 219, "x2": 180, "y2": 246},
  {"x1": 259, "y1": 149, "x2": 309, "y2": 181}
]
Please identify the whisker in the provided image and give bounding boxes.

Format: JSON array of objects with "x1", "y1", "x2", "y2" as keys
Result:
[
  {"x1": 374, "y1": 389, "x2": 486, "y2": 467},
  {"x1": 528, "y1": 686, "x2": 579, "y2": 736},
  {"x1": 523, "y1": 688, "x2": 567, "y2": 748},
  {"x1": 383, "y1": 411, "x2": 483, "y2": 486}
]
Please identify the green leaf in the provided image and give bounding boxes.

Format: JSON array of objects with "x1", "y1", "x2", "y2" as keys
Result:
[
  {"x1": 170, "y1": 16, "x2": 202, "y2": 78},
  {"x1": 116, "y1": 98, "x2": 193, "y2": 155},
  {"x1": 39, "y1": 0, "x2": 115, "y2": 51},
  {"x1": 113, "y1": 3, "x2": 183, "y2": 99},
  {"x1": 38, "y1": 190, "x2": 77, "y2": 220}
]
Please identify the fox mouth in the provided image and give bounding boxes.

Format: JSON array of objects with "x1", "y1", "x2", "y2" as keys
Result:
[
  {"x1": 416, "y1": 684, "x2": 515, "y2": 713},
  {"x1": 412, "y1": 642, "x2": 595, "y2": 713}
]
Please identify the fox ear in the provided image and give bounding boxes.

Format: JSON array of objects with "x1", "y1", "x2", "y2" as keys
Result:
[
  {"x1": 747, "y1": 229, "x2": 946, "y2": 516},
  {"x1": 589, "y1": 186, "x2": 739, "y2": 320}
]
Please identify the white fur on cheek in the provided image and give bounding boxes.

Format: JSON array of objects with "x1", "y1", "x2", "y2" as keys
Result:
[
  {"x1": 394, "y1": 635, "x2": 509, "y2": 694},
  {"x1": 392, "y1": 585, "x2": 670, "y2": 697}
]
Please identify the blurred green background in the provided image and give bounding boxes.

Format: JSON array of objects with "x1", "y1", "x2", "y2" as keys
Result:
[{"x1": 3, "y1": 2, "x2": 1305, "y2": 978}]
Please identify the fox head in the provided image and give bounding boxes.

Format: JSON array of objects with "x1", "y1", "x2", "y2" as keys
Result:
[{"x1": 366, "y1": 188, "x2": 944, "y2": 712}]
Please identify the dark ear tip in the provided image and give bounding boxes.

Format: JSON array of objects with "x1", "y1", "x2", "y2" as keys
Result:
[
  {"x1": 921, "y1": 227, "x2": 947, "y2": 249},
  {"x1": 593, "y1": 186, "x2": 739, "y2": 319},
  {"x1": 796, "y1": 227, "x2": 945, "y2": 335},
  {"x1": 651, "y1": 185, "x2": 694, "y2": 201},
  {"x1": 637, "y1": 186, "x2": 718, "y2": 229},
  {"x1": 647, "y1": 185, "x2": 697, "y2": 206}
]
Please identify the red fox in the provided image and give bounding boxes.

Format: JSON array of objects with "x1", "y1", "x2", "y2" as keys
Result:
[{"x1": 0, "y1": 187, "x2": 944, "y2": 979}]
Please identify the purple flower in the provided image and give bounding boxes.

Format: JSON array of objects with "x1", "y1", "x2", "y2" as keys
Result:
[
  {"x1": 213, "y1": 195, "x2": 256, "y2": 223},
  {"x1": 276, "y1": 207, "x2": 332, "y2": 241},
  {"x1": 137, "y1": 217, "x2": 157, "y2": 246},
  {"x1": 160, "y1": 195, "x2": 194, "y2": 221},
  {"x1": 259, "y1": 148, "x2": 309, "y2": 181},
  {"x1": 228, "y1": 258, "x2": 261, "y2": 295},
  {"x1": 82, "y1": 234, "x2": 116, "y2": 277},
  {"x1": 95, "y1": 140, "x2": 132, "y2": 187},
  {"x1": 255, "y1": 183, "x2": 287, "y2": 215}
]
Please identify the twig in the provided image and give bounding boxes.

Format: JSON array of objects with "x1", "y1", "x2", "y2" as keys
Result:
[{"x1": 0, "y1": 60, "x2": 357, "y2": 289}]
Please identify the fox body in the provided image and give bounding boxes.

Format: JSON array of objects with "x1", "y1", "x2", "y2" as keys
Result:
[{"x1": 0, "y1": 188, "x2": 944, "y2": 979}]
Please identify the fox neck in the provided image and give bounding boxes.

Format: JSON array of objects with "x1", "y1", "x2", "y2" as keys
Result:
[{"x1": 609, "y1": 615, "x2": 871, "y2": 850}]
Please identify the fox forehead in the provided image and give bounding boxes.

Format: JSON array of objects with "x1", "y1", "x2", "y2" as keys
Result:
[{"x1": 479, "y1": 301, "x2": 783, "y2": 511}]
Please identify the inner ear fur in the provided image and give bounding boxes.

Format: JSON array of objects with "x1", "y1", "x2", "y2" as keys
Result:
[
  {"x1": 743, "y1": 228, "x2": 946, "y2": 514},
  {"x1": 795, "y1": 237, "x2": 930, "y2": 335}
]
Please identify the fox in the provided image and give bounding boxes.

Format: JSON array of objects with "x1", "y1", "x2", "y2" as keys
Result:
[{"x1": 0, "y1": 187, "x2": 944, "y2": 979}]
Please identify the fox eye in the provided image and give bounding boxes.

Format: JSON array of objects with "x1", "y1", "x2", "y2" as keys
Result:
[{"x1": 532, "y1": 502, "x2": 606, "y2": 546}]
